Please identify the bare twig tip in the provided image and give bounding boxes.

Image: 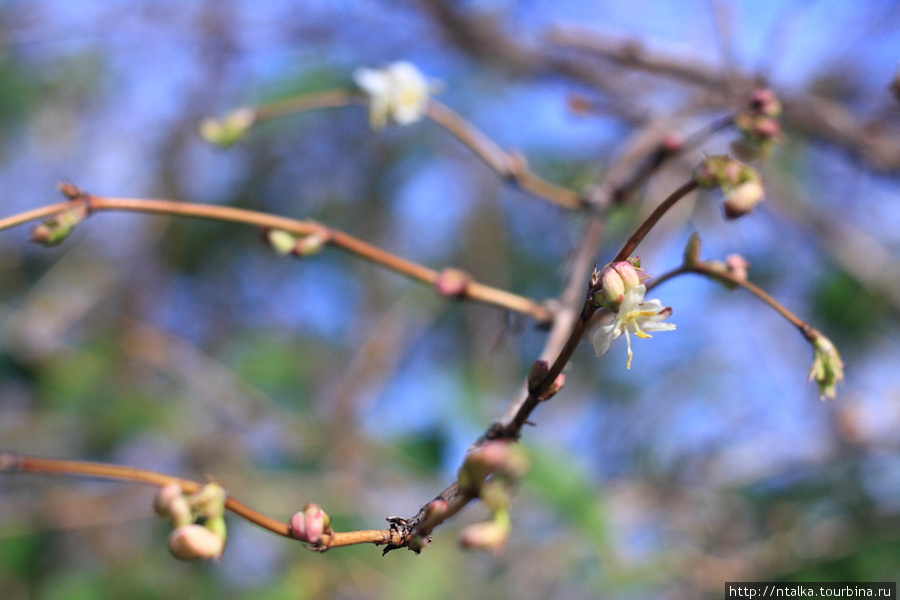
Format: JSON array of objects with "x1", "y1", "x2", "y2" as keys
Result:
[{"x1": 0, "y1": 451, "x2": 23, "y2": 472}]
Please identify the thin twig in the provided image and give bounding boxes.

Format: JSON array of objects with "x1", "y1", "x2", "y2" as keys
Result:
[
  {"x1": 425, "y1": 101, "x2": 585, "y2": 209},
  {"x1": 649, "y1": 262, "x2": 807, "y2": 333},
  {"x1": 0, "y1": 450, "x2": 400, "y2": 548},
  {"x1": 613, "y1": 180, "x2": 699, "y2": 263},
  {"x1": 0, "y1": 194, "x2": 552, "y2": 323}
]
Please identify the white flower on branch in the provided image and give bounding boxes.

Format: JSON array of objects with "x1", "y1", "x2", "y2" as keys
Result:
[
  {"x1": 353, "y1": 61, "x2": 437, "y2": 130},
  {"x1": 593, "y1": 284, "x2": 676, "y2": 369}
]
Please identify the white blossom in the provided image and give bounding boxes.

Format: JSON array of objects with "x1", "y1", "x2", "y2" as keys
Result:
[
  {"x1": 353, "y1": 61, "x2": 435, "y2": 130},
  {"x1": 593, "y1": 284, "x2": 676, "y2": 369}
]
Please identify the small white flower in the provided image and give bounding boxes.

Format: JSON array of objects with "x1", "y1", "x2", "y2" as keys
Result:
[
  {"x1": 353, "y1": 61, "x2": 435, "y2": 130},
  {"x1": 593, "y1": 284, "x2": 676, "y2": 369}
]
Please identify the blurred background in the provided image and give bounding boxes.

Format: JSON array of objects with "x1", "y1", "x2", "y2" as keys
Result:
[{"x1": 1, "y1": 0, "x2": 899, "y2": 598}]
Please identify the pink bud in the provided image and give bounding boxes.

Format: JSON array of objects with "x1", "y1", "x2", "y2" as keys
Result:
[
  {"x1": 168, "y1": 524, "x2": 225, "y2": 561},
  {"x1": 469, "y1": 441, "x2": 530, "y2": 481},
  {"x1": 662, "y1": 133, "x2": 684, "y2": 152},
  {"x1": 154, "y1": 483, "x2": 192, "y2": 527},
  {"x1": 289, "y1": 503, "x2": 331, "y2": 544},
  {"x1": 751, "y1": 117, "x2": 782, "y2": 140},
  {"x1": 725, "y1": 254, "x2": 750, "y2": 282},
  {"x1": 435, "y1": 268, "x2": 471, "y2": 298},
  {"x1": 154, "y1": 483, "x2": 183, "y2": 516},
  {"x1": 424, "y1": 499, "x2": 449, "y2": 520},
  {"x1": 749, "y1": 89, "x2": 781, "y2": 117},
  {"x1": 598, "y1": 261, "x2": 641, "y2": 310},
  {"x1": 548, "y1": 373, "x2": 566, "y2": 395}
]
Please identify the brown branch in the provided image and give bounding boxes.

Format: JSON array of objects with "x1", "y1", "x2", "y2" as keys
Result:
[
  {"x1": 220, "y1": 90, "x2": 586, "y2": 209},
  {"x1": 0, "y1": 450, "x2": 402, "y2": 549},
  {"x1": 0, "y1": 192, "x2": 552, "y2": 324},
  {"x1": 425, "y1": 101, "x2": 585, "y2": 209},
  {"x1": 395, "y1": 181, "x2": 700, "y2": 549},
  {"x1": 613, "y1": 180, "x2": 699, "y2": 263},
  {"x1": 649, "y1": 262, "x2": 807, "y2": 334},
  {"x1": 254, "y1": 90, "x2": 365, "y2": 122}
]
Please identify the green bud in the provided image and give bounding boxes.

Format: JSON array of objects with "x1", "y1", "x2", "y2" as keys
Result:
[
  {"x1": 808, "y1": 332, "x2": 844, "y2": 400},
  {"x1": 266, "y1": 229, "x2": 299, "y2": 256},
  {"x1": 683, "y1": 232, "x2": 702, "y2": 267},
  {"x1": 199, "y1": 107, "x2": 257, "y2": 148},
  {"x1": 191, "y1": 482, "x2": 227, "y2": 520},
  {"x1": 30, "y1": 205, "x2": 89, "y2": 247}
]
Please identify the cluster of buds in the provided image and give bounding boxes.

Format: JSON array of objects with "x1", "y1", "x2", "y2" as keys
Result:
[
  {"x1": 154, "y1": 482, "x2": 228, "y2": 561},
  {"x1": 288, "y1": 503, "x2": 333, "y2": 548},
  {"x1": 263, "y1": 228, "x2": 329, "y2": 258},
  {"x1": 591, "y1": 258, "x2": 644, "y2": 312},
  {"x1": 199, "y1": 107, "x2": 258, "y2": 149},
  {"x1": 353, "y1": 61, "x2": 440, "y2": 131},
  {"x1": 733, "y1": 89, "x2": 783, "y2": 160},
  {"x1": 456, "y1": 441, "x2": 530, "y2": 553},
  {"x1": 693, "y1": 154, "x2": 766, "y2": 220}
]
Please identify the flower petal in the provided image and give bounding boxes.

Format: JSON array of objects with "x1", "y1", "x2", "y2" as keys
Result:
[{"x1": 593, "y1": 323, "x2": 621, "y2": 357}]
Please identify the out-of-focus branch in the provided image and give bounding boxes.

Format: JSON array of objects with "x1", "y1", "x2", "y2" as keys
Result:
[
  {"x1": 426, "y1": 100, "x2": 585, "y2": 209},
  {"x1": 547, "y1": 25, "x2": 900, "y2": 171},
  {"x1": 214, "y1": 91, "x2": 587, "y2": 209}
]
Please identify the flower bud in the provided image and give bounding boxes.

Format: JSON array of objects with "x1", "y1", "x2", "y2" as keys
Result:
[
  {"x1": 527, "y1": 360, "x2": 550, "y2": 392},
  {"x1": 683, "y1": 232, "x2": 702, "y2": 267},
  {"x1": 168, "y1": 524, "x2": 226, "y2": 561},
  {"x1": 191, "y1": 482, "x2": 227, "y2": 520},
  {"x1": 30, "y1": 205, "x2": 89, "y2": 247},
  {"x1": 199, "y1": 107, "x2": 257, "y2": 148},
  {"x1": 459, "y1": 441, "x2": 530, "y2": 495},
  {"x1": 725, "y1": 254, "x2": 750, "y2": 282},
  {"x1": 154, "y1": 483, "x2": 192, "y2": 527},
  {"x1": 748, "y1": 88, "x2": 782, "y2": 118},
  {"x1": 57, "y1": 182, "x2": 84, "y2": 200},
  {"x1": 480, "y1": 479, "x2": 512, "y2": 511},
  {"x1": 662, "y1": 132, "x2": 684, "y2": 153},
  {"x1": 435, "y1": 268, "x2": 471, "y2": 298},
  {"x1": 597, "y1": 261, "x2": 642, "y2": 310},
  {"x1": 723, "y1": 179, "x2": 765, "y2": 220},
  {"x1": 808, "y1": 332, "x2": 844, "y2": 400},
  {"x1": 459, "y1": 510, "x2": 510, "y2": 553},
  {"x1": 693, "y1": 155, "x2": 735, "y2": 189},
  {"x1": 289, "y1": 503, "x2": 331, "y2": 544},
  {"x1": 154, "y1": 483, "x2": 182, "y2": 516},
  {"x1": 546, "y1": 373, "x2": 566, "y2": 397},
  {"x1": 296, "y1": 233, "x2": 328, "y2": 257},
  {"x1": 424, "y1": 499, "x2": 449, "y2": 521},
  {"x1": 265, "y1": 229, "x2": 299, "y2": 256}
]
